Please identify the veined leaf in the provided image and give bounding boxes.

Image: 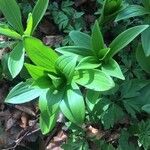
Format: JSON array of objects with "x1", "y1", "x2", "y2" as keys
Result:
[
  {"x1": 101, "y1": 59, "x2": 125, "y2": 80},
  {"x1": 0, "y1": 25, "x2": 21, "y2": 39},
  {"x1": 25, "y1": 63, "x2": 50, "y2": 80},
  {"x1": 76, "y1": 56, "x2": 100, "y2": 70},
  {"x1": 56, "y1": 46, "x2": 92, "y2": 58},
  {"x1": 55, "y1": 55, "x2": 77, "y2": 82},
  {"x1": 116, "y1": 5, "x2": 149, "y2": 22},
  {"x1": 98, "y1": 48, "x2": 110, "y2": 60},
  {"x1": 40, "y1": 112, "x2": 58, "y2": 135},
  {"x1": 24, "y1": 37, "x2": 58, "y2": 72},
  {"x1": 60, "y1": 82, "x2": 85, "y2": 124},
  {"x1": 32, "y1": 0, "x2": 49, "y2": 33},
  {"x1": 107, "y1": 25, "x2": 149, "y2": 58},
  {"x1": 74, "y1": 69, "x2": 115, "y2": 91},
  {"x1": 24, "y1": 13, "x2": 33, "y2": 36},
  {"x1": 0, "y1": 0, "x2": 24, "y2": 33},
  {"x1": 91, "y1": 20, "x2": 105, "y2": 54},
  {"x1": 8, "y1": 42, "x2": 25, "y2": 78},
  {"x1": 69, "y1": 31, "x2": 92, "y2": 49},
  {"x1": 39, "y1": 88, "x2": 61, "y2": 134},
  {"x1": 136, "y1": 44, "x2": 150, "y2": 74},
  {"x1": 5, "y1": 80, "x2": 41, "y2": 104}
]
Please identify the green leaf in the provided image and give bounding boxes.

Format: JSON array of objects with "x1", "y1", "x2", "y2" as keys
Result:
[
  {"x1": 8, "y1": 42, "x2": 25, "y2": 78},
  {"x1": 24, "y1": 37, "x2": 58, "y2": 72},
  {"x1": 142, "y1": 104, "x2": 150, "y2": 114},
  {"x1": 116, "y1": 5, "x2": 149, "y2": 22},
  {"x1": 69, "y1": 31, "x2": 92, "y2": 49},
  {"x1": 107, "y1": 25, "x2": 149, "y2": 58},
  {"x1": 76, "y1": 56, "x2": 100, "y2": 70},
  {"x1": 141, "y1": 26, "x2": 150, "y2": 56},
  {"x1": 40, "y1": 112, "x2": 58, "y2": 135},
  {"x1": 136, "y1": 44, "x2": 150, "y2": 74},
  {"x1": 60, "y1": 82, "x2": 85, "y2": 124},
  {"x1": 5, "y1": 80, "x2": 41, "y2": 104},
  {"x1": 25, "y1": 63, "x2": 49, "y2": 80},
  {"x1": 98, "y1": 48, "x2": 110, "y2": 60},
  {"x1": 91, "y1": 20, "x2": 105, "y2": 54},
  {"x1": 0, "y1": 25, "x2": 21, "y2": 39},
  {"x1": 24, "y1": 13, "x2": 33, "y2": 36},
  {"x1": 32, "y1": 0, "x2": 49, "y2": 33},
  {"x1": 136, "y1": 120, "x2": 150, "y2": 150},
  {"x1": 86, "y1": 90, "x2": 100, "y2": 111},
  {"x1": 55, "y1": 55, "x2": 77, "y2": 82},
  {"x1": 101, "y1": 58, "x2": 125, "y2": 80},
  {"x1": 56, "y1": 46, "x2": 92, "y2": 58},
  {"x1": 39, "y1": 88, "x2": 61, "y2": 134},
  {"x1": 74, "y1": 69, "x2": 115, "y2": 91},
  {"x1": 101, "y1": 103, "x2": 125, "y2": 129},
  {"x1": 0, "y1": 0, "x2": 24, "y2": 33}
]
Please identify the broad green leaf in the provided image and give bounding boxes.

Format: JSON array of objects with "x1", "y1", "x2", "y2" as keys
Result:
[
  {"x1": 86, "y1": 90, "x2": 100, "y2": 111},
  {"x1": 107, "y1": 25, "x2": 149, "y2": 58},
  {"x1": 91, "y1": 20, "x2": 105, "y2": 54},
  {"x1": 56, "y1": 46, "x2": 92, "y2": 58},
  {"x1": 76, "y1": 56, "x2": 100, "y2": 70},
  {"x1": 24, "y1": 13, "x2": 33, "y2": 36},
  {"x1": 32, "y1": 0, "x2": 49, "y2": 33},
  {"x1": 142, "y1": 104, "x2": 150, "y2": 114},
  {"x1": 24, "y1": 37, "x2": 58, "y2": 72},
  {"x1": 141, "y1": 25, "x2": 150, "y2": 56},
  {"x1": 69, "y1": 31, "x2": 92, "y2": 49},
  {"x1": 8, "y1": 42, "x2": 25, "y2": 78},
  {"x1": 0, "y1": 25, "x2": 21, "y2": 39},
  {"x1": 39, "y1": 89, "x2": 60, "y2": 134},
  {"x1": 101, "y1": 59, "x2": 125, "y2": 80},
  {"x1": 25, "y1": 63, "x2": 49, "y2": 80},
  {"x1": 74, "y1": 69, "x2": 115, "y2": 91},
  {"x1": 40, "y1": 112, "x2": 58, "y2": 135},
  {"x1": 55, "y1": 55, "x2": 77, "y2": 82},
  {"x1": 0, "y1": 0, "x2": 24, "y2": 33},
  {"x1": 98, "y1": 48, "x2": 110, "y2": 60},
  {"x1": 136, "y1": 44, "x2": 150, "y2": 74},
  {"x1": 60, "y1": 83, "x2": 85, "y2": 124},
  {"x1": 33, "y1": 76, "x2": 52, "y2": 89},
  {"x1": 5, "y1": 80, "x2": 41, "y2": 104},
  {"x1": 116, "y1": 5, "x2": 149, "y2": 22}
]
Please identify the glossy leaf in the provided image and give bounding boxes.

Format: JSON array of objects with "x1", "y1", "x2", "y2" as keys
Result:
[
  {"x1": 101, "y1": 59, "x2": 125, "y2": 80},
  {"x1": 91, "y1": 20, "x2": 105, "y2": 54},
  {"x1": 5, "y1": 80, "x2": 41, "y2": 104},
  {"x1": 136, "y1": 44, "x2": 150, "y2": 74},
  {"x1": 24, "y1": 37, "x2": 58, "y2": 72},
  {"x1": 116, "y1": 5, "x2": 149, "y2": 22},
  {"x1": 32, "y1": 0, "x2": 49, "y2": 33},
  {"x1": 8, "y1": 42, "x2": 25, "y2": 78},
  {"x1": 69, "y1": 31, "x2": 92, "y2": 49},
  {"x1": 60, "y1": 83, "x2": 85, "y2": 124},
  {"x1": 142, "y1": 104, "x2": 150, "y2": 114},
  {"x1": 74, "y1": 69, "x2": 115, "y2": 91},
  {"x1": 107, "y1": 25, "x2": 149, "y2": 58},
  {"x1": 0, "y1": 25, "x2": 21, "y2": 39},
  {"x1": 0, "y1": 0, "x2": 24, "y2": 33}
]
